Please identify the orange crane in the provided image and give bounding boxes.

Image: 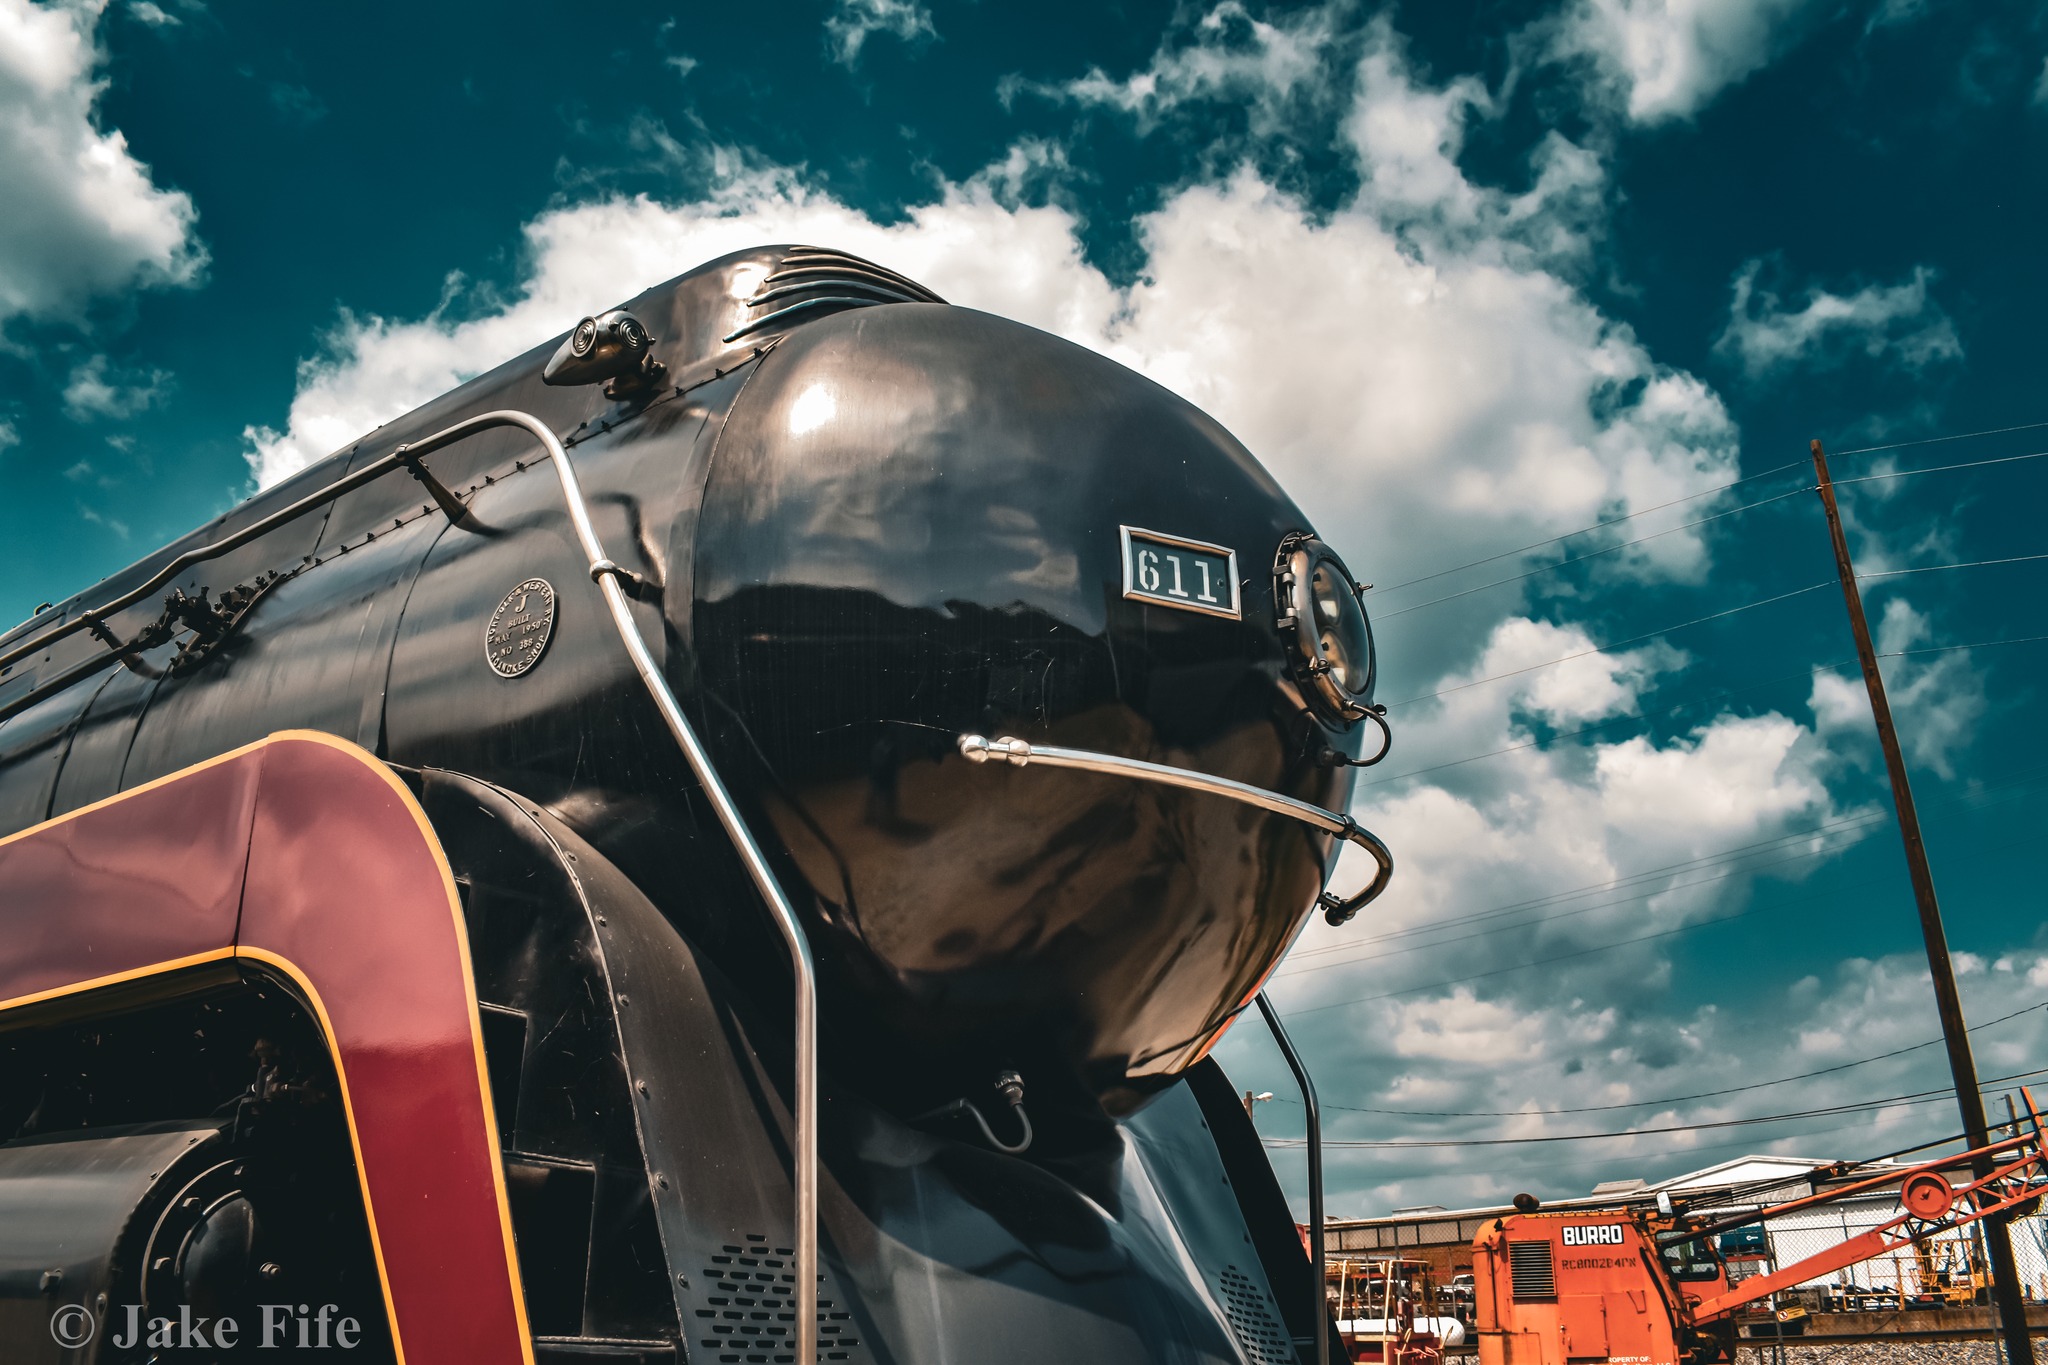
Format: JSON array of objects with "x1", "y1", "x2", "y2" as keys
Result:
[{"x1": 1470, "y1": 1088, "x2": 2048, "y2": 1364}]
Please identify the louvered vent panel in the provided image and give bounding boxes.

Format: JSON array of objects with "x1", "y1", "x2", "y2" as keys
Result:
[
  {"x1": 724, "y1": 245, "x2": 947, "y2": 343},
  {"x1": 1508, "y1": 1240, "x2": 1556, "y2": 1301},
  {"x1": 693, "y1": 1233, "x2": 866, "y2": 1364},
  {"x1": 1215, "y1": 1265, "x2": 1299, "y2": 1365}
]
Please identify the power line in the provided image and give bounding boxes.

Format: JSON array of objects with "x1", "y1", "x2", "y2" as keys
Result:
[
  {"x1": 1359, "y1": 635, "x2": 2048, "y2": 792},
  {"x1": 1359, "y1": 661, "x2": 1849, "y2": 788},
  {"x1": 1884, "y1": 634, "x2": 2048, "y2": 659},
  {"x1": 1277, "y1": 831, "x2": 1878, "y2": 978},
  {"x1": 1860, "y1": 552, "x2": 2048, "y2": 581},
  {"x1": 1280, "y1": 999, "x2": 2048, "y2": 1119},
  {"x1": 1268, "y1": 1089, "x2": 1957, "y2": 1149},
  {"x1": 1260, "y1": 1066, "x2": 2048, "y2": 1149},
  {"x1": 1307, "y1": 759, "x2": 2048, "y2": 960},
  {"x1": 1309, "y1": 797, "x2": 1908, "y2": 957},
  {"x1": 1278, "y1": 829, "x2": 2040, "y2": 1016},
  {"x1": 1374, "y1": 487, "x2": 1812, "y2": 623},
  {"x1": 1381, "y1": 582, "x2": 1833, "y2": 710},
  {"x1": 1829, "y1": 419, "x2": 2048, "y2": 458},
  {"x1": 1283, "y1": 904, "x2": 1764, "y2": 1015},
  {"x1": 1369, "y1": 460, "x2": 1812, "y2": 595},
  {"x1": 1363, "y1": 418, "x2": 2048, "y2": 604},
  {"x1": 1283, "y1": 799, "x2": 1973, "y2": 969},
  {"x1": 1830, "y1": 448, "x2": 2048, "y2": 486},
  {"x1": 1293, "y1": 819, "x2": 1875, "y2": 960}
]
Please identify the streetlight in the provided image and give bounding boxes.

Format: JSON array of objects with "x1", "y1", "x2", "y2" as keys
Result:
[{"x1": 1243, "y1": 1090, "x2": 1274, "y2": 1120}]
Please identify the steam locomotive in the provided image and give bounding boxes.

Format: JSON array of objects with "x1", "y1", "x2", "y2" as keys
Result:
[{"x1": 0, "y1": 246, "x2": 1392, "y2": 1364}]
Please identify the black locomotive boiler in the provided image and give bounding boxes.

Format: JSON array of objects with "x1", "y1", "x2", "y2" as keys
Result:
[{"x1": 0, "y1": 246, "x2": 1393, "y2": 1364}]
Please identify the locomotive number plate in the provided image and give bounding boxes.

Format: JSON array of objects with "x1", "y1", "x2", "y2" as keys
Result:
[
  {"x1": 1119, "y1": 526, "x2": 1240, "y2": 619},
  {"x1": 485, "y1": 578, "x2": 557, "y2": 678}
]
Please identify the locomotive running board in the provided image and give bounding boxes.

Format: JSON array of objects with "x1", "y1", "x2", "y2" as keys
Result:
[{"x1": 957, "y1": 733, "x2": 1395, "y2": 923}]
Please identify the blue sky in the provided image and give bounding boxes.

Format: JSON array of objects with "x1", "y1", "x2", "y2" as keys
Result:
[{"x1": 2, "y1": 0, "x2": 2046, "y2": 1215}]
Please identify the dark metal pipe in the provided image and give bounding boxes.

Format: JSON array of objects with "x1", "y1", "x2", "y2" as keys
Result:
[{"x1": 1256, "y1": 991, "x2": 1328, "y2": 1365}]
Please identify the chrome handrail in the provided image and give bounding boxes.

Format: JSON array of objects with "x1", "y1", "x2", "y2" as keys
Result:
[
  {"x1": 957, "y1": 734, "x2": 1394, "y2": 924},
  {"x1": 392, "y1": 412, "x2": 820, "y2": 1364},
  {"x1": 1257, "y1": 993, "x2": 1328, "y2": 1365}
]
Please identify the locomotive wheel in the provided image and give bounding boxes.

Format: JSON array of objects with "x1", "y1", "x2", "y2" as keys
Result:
[{"x1": 137, "y1": 1158, "x2": 267, "y2": 1332}]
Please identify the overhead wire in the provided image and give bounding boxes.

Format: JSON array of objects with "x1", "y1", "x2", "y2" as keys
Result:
[
  {"x1": 1884, "y1": 633, "x2": 2048, "y2": 659},
  {"x1": 1829, "y1": 447, "x2": 2048, "y2": 485},
  {"x1": 1259, "y1": 426, "x2": 2048, "y2": 1138},
  {"x1": 1356, "y1": 634, "x2": 2048, "y2": 794},
  {"x1": 1828, "y1": 418, "x2": 2048, "y2": 458},
  {"x1": 1277, "y1": 828, "x2": 2040, "y2": 1015},
  {"x1": 1860, "y1": 552, "x2": 2048, "y2": 580},
  {"x1": 1374, "y1": 487, "x2": 1812, "y2": 622},
  {"x1": 1279, "y1": 804, "x2": 1961, "y2": 971},
  {"x1": 1381, "y1": 581, "x2": 1834, "y2": 710},
  {"x1": 1268, "y1": 1090, "x2": 1952, "y2": 1150},
  {"x1": 1293, "y1": 761, "x2": 2048, "y2": 961},
  {"x1": 1480, "y1": 1076, "x2": 2042, "y2": 1184},
  {"x1": 1278, "y1": 999, "x2": 2048, "y2": 1119},
  {"x1": 1358, "y1": 661, "x2": 1850, "y2": 787},
  {"x1": 1363, "y1": 417, "x2": 2048, "y2": 607},
  {"x1": 1368, "y1": 460, "x2": 1813, "y2": 594},
  {"x1": 1259, "y1": 1065, "x2": 2048, "y2": 1149},
  {"x1": 1278, "y1": 837, "x2": 1878, "y2": 977}
]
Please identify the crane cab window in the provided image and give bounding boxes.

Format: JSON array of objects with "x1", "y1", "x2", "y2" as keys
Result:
[{"x1": 1657, "y1": 1235, "x2": 1724, "y2": 1283}]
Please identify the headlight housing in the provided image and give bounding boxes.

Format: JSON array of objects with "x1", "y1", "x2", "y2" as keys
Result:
[{"x1": 1274, "y1": 533, "x2": 1376, "y2": 726}]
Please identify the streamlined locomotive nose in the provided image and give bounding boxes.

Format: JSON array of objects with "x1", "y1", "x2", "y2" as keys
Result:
[
  {"x1": 0, "y1": 246, "x2": 1394, "y2": 1363},
  {"x1": 693, "y1": 302, "x2": 1372, "y2": 1112}
]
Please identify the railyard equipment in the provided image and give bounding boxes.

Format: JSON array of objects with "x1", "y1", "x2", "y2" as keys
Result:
[{"x1": 1472, "y1": 1090, "x2": 2048, "y2": 1365}]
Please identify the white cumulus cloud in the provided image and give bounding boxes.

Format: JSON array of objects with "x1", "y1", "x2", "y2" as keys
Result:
[
  {"x1": 1013, "y1": 0, "x2": 1348, "y2": 138},
  {"x1": 1808, "y1": 597, "x2": 1985, "y2": 781},
  {"x1": 1551, "y1": 0, "x2": 1821, "y2": 123},
  {"x1": 62, "y1": 352, "x2": 170, "y2": 420},
  {"x1": 1716, "y1": 259, "x2": 1962, "y2": 378},
  {"x1": 0, "y1": 0, "x2": 203, "y2": 325},
  {"x1": 823, "y1": 0, "x2": 935, "y2": 68},
  {"x1": 242, "y1": 165, "x2": 1116, "y2": 486}
]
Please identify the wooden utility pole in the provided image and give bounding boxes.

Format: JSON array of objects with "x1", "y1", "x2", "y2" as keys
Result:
[{"x1": 1811, "y1": 439, "x2": 2035, "y2": 1365}]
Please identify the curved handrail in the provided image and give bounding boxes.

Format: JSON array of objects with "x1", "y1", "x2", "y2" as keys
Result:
[
  {"x1": 393, "y1": 412, "x2": 821, "y2": 1364},
  {"x1": 957, "y1": 733, "x2": 1394, "y2": 925},
  {"x1": 1256, "y1": 993, "x2": 1329, "y2": 1365}
]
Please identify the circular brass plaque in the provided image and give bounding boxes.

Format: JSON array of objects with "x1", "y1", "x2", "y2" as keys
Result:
[{"x1": 484, "y1": 578, "x2": 557, "y2": 678}]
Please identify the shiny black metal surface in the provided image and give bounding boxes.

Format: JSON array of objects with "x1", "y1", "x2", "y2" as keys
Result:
[
  {"x1": 692, "y1": 303, "x2": 1361, "y2": 1113},
  {"x1": 0, "y1": 244, "x2": 1382, "y2": 1362},
  {"x1": 425, "y1": 768, "x2": 1310, "y2": 1365}
]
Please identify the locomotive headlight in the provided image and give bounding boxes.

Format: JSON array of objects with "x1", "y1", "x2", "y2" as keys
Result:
[
  {"x1": 542, "y1": 308, "x2": 666, "y2": 397},
  {"x1": 1275, "y1": 534, "x2": 1376, "y2": 726}
]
